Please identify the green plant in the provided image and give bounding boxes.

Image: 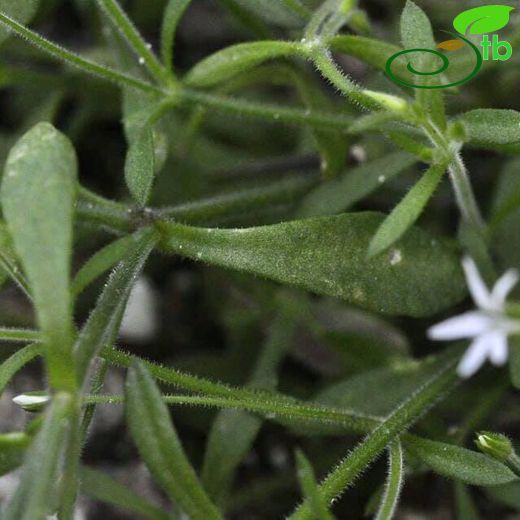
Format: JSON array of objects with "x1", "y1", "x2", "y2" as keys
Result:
[{"x1": 0, "y1": 0, "x2": 520, "y2": 518}]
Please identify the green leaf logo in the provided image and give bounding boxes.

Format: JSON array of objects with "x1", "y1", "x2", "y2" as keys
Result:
[
  {"x1": 453, "y1": 5, "x2": 514, "y2": 34},
  {"x1": 453, "y1": 5, "x2": 514, "y2": 35}
]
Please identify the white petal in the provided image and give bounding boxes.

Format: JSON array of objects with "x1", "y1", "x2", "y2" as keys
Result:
[
  {"x1": 491, "y1": 269, "x2": 519, "y2": 308},
  {"x1": 462, "y1": 257, "x2": 491, "y2": 309},
  {"x1": 488, "y1": 331, "x2": 509, "y2": 366},
  {"x1": 119, "y1": 276, "x2": 158, "y2": 342},
  {"x1": 457, "y1": 336, "x2": 491, "y2": 378},
  {"x1": 427, "y1": 311, "x2": 492, "y2": 341}
]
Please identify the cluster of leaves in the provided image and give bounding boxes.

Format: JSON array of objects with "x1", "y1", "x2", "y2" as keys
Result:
[{"x1": 0, "y1": 0, "x2": 520, "y2": 518}]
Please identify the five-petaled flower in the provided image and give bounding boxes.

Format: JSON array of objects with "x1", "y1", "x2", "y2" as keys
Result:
[{"x1": 428, "y1": 257, "x2": 520, "y2": 378}]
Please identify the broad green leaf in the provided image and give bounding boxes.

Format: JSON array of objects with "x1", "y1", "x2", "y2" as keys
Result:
[
  {"x1": 401, "y1": 0, "x2": 435, "y2": 50},
  {"x1": 161, "y1": 0, "x2": 192, "y2": 70},
  {"x1": 0, "y1": 0, "x2": 39, "y2": 46},
  {"x1": 453, "y1": 5, "x2": 514, "y2": 35},
  {"x1": 202, "y1": 297, "x2": 298, "y2": 505},
  {"x1": 0, "y1": 343, "x2": 42, "y2": 397},
  {"x1": 375, "y1": 441, "x2": 404, "y2": 520},
  {"x1": 458, "y1": 109, "x2": 520, "y2": 146},
  {"x1": 184, "y1": 41, "x2": 302, "y2": 88},
  {"x1": 296, "y1": 450, "x2": 334, "y2": 520},
  {"x1": 125, "y1": 126, "x2": 155, "y2": 206},
  {"x1": 297, "y1": 152, "x2": 417, "y2": 218},
  {"x1": 81, "y1": 467, "x2": 169, "y2": 520},
  {"x1": 368, "y1": 163, "x2": 446, "y2": 257},
  {"x1": 73, "y1": 228, "x2": 156, "y2": 383},
  {"x1": 158, "y1": 212, "x2": 465, "y2": 317},
  {"x1": 0, "y1": 432, "x2": 31, "y2": 476},
  {"x1": 72, "y1": 235, "x2": 135, "y2": 298},
  {"x1": 4, "y1": 393, "x2": 72, "y2": 520},
  {"x1": 122, "y1": 88, "x2": 168, "y2": 195},
  {"x1": 406, "y1": 436, "x2": 518, "y2": 486},
  {"x1": 1, "y1": 123, "x2": 77, "y2": 390},
  {"x1": 330, "y1": 35, "x2": 402, "y2": 71},
  {"x1": 400, "y1": 0, "x2": 446, "y2": 128},
  {"x1": 125, "y1": 362, "x2": 222, "y2": 520}
]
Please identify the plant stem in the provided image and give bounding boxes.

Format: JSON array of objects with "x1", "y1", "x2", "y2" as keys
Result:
[
  {"x1": 447, "y1": 153, "x2": 485, "y2": 232},
  {"x1": 375, "y1": 440, "x2": 404, "y2": 520},
  {"x1": 0, "y1": 327, "x2": 40, "y2": 342},
  {"x1": 157, "y1": 175, "x2": 317, "y2": 223},
  {"x1": 288, "y1": 351, "x2": 460, "y2": 519},
  {"x1": 96, "y1": 0, "x2": 172, "y2": 87},
  {"x1": 85, "y1": 392, "x2": 380, "y2": 433},
  {"x1": 0, "y1": 12, "x2": 165, "y2": 95},
  {"x1": 179, "y1": 88, "x2": 353, "y2": 131}
]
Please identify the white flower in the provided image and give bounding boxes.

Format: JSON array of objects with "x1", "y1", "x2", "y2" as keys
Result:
[{"x1": 428, "y1": 257, "x2": 520, "y2": 378}]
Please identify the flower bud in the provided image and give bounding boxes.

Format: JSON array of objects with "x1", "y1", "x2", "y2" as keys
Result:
[
  {"x1": 475, "y1": 431, "x2": 513, "y2": 463},
  {"x1": 12, "y1": 391, "x2": 50, "y2": 412}
]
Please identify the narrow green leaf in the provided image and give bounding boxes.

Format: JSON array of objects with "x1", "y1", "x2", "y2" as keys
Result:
[
  {"x1": 0, "y1": 432, "x2": 31, "y2": 476},
  {"x1": 161, "y1": 0, "x2": 192, "y2": 70},
  {"x1": 453, "y1": 5, "x2": 514, "y2": 35},
  {"x1": 1, "y1": 122, "x2": 77, "y2": 390},
  {"x1": 0, "y1": 0, "x2": 39, "y2": 46},
  {"x1": 0, "y1": 343, "x2": 42, "y2": 397},
  {"x1": 406, "y1": 436, "x2": 518, "y2": 486},
  {"x1": 368, "y1": 162, "x2": 446, "y2": 257},
  {"x1": 125, "y1": 362, "x2": 222, "y2": 520},
  {"x1": 125, "y1": 126, "x2": 155, "y2": 206},
  {"x1": 458, "y1": 109, "x2": 520, "y2": 146},
  {"x1": 297, "y1": 152, "x2": 417, "y2": 218},
  {"x1": 375, "y1": 441, "x2": 404, "y2": 520},
  {"x1": 296, "y1": 450, "x2": 335, "y2": 520},
  {"x1": 158, "y1": 212, "x2": 465, "y2": 317},
  {"x1": 81, "y1": 467, "x2": 169, "y2": 520},
  {"x1": 73, "y1": 228, "x2": 156, "y2": 384},
  {"x1": 4, "y1": 392, "x2": 72, "y2": 520},
  {"x1": 202, "y1": 297, "x2": 298, "y2": 505},
  {"x1": 71, "y1": 235, "x2": 135, "y2": 298},
  {"x1": 400, "y1": 0, "x2": 446, "y2": 128},
  {"x1": 184, "y1": 41, "x2": 302, "y2": 88}
]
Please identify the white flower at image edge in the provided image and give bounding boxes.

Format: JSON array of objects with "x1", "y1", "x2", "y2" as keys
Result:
[{"x1": 428, "y1": 257, "x2": 520, "y2": 378}]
